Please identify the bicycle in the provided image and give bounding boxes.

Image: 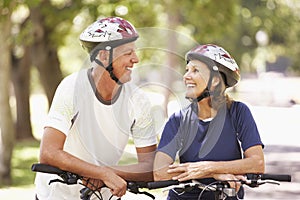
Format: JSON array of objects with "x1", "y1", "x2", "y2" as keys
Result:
[{"x1": 32, "y1": 163, "x2": 291, "y2": 200}]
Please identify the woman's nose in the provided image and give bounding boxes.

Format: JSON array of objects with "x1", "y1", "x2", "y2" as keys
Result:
[{"x1": 183, "y1": 71, "x2": 191, "y2": 80}]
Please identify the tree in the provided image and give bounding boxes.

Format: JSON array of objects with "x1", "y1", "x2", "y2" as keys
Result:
[
  {"x1": 12, "y1": 0, "x2": 85, "y2": 140},
  {"x1": 231, "y1": 0, "x2": 300, "y2": 74},
  {"x1": 11, "y1": 18, "x2": 33, "y2": 140},
  {"x1": 0, "y1": 0, "x2": 16, "y2": 185}
]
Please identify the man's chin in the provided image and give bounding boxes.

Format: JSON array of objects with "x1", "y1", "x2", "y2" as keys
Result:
[{"x1": 119, "y1": 76, "x2": 131, "y2": 84}]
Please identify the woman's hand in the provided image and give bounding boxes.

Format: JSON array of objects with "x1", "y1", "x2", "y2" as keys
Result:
[{"x1": 167, "y1": 161, "x2": 213, "y2": 182}]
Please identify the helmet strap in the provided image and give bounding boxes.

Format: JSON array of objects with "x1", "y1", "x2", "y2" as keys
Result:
[
  {"x1": 94, "y1": 58, "x2": 105, "y2": 68},
  {"x1": 106, "y1": 47, "x2": 122, "y2": 85},
  {"x1": 195, "y1": 88, "x2": 211, "y2": 102},
  {"x1": 94, "y1": 47, "x2": 123, "y2": 85},
  {"x1": 195, "y1": 71, "x2": 214, "y2": 102}
]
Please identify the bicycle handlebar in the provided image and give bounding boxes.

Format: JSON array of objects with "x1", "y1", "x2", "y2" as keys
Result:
[
  {"x1": 146, "y1": 173, "x2": 291, "y2": 190},
  {"x1": 31, "y1": 163, "x2": 65, "y2": 175},
  {"x1": 246, "y1": 173, "x2": 291, "y2": 182},
  {"x1": 31, "y1": 163, "x2": 154, "y2": 199},
  {"x1": 147, "y1": 180, "x2": 179, "y2": 189},
  {"x1": 31, "y1": 163, "x2": 292, "y2": 199}
]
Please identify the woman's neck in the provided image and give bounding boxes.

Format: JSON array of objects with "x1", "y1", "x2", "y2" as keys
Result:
[{"x1": 197, "y1": 98, "x2": 217, "y2": 120}]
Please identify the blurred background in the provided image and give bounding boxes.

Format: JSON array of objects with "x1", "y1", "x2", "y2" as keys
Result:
[{"x1": 0, "y1": 0, "x2": 300, "y2": 199}]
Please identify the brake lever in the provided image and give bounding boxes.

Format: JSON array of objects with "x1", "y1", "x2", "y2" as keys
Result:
[
  {"x1": 242, "y1": 179, "x2": 280, "y2": 187},
  {"x1": 257, "y1": 180, "x2": 280, "y2": 186},
  {"x1": 49, "y1": 179, "x2": 69, "y2": 185}
]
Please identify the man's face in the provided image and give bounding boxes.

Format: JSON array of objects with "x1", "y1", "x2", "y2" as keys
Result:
[{"x1": 112, "y1": 42, "x2": 139, "y2": 83}]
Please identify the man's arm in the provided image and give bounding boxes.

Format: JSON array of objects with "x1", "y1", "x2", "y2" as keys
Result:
[
  {"x1": 39, "y1": 127, "x2": 127, "y2": 197},
  {"x1": 110, "y1": 145, "x2": 157, "y2": 182},
  {"x1": 153, "y1": 151, "x2": 182, "y2": 181}
]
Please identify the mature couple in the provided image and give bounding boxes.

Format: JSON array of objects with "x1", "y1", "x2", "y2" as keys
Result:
[{"x1": 34, "y1": 17, "x2": 264, "y2": 200}]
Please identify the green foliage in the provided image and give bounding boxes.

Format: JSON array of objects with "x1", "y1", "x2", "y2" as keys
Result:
[
  {"x1": 0, "y1": 0, "x2": 15, "y2": 8},
  {"x1": 10, "y1": 0, "x2": 300, "y2": 75},
  {"x1": 234, "y1": 0, "x2": 300, "y2": 73},
  {"x1": 180, "y1": 0, "x2": 240, "y2": 43},
  {"x1": 0, "y1": 0, "x2": 15, "y2": 23}
]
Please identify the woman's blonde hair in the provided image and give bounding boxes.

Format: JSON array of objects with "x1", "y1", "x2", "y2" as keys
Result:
[{"x1": 210, "y1": 71, "x2": 234, "y2": 110}]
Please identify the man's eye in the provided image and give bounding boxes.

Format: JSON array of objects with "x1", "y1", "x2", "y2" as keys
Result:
[{"x1": 124, "y1": 51, "x2": 133, "y2": 55}]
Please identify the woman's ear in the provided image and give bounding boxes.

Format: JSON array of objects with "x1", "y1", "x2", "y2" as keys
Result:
[{"x1": 212, "y1": 76, "x2": 221, "y2": 87}]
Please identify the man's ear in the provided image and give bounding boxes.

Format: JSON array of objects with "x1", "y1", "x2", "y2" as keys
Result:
[{"x1": 98, "y1": 50, "x2": 109, "y2": 62}]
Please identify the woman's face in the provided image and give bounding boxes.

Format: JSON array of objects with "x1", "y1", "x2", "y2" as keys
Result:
[{"x1": 183, "y1": 59, "x2": 211, "y2": 99}]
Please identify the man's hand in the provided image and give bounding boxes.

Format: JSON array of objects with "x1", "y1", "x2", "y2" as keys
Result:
[
  {"x1": 101, "y1": 169, "x2": 127, "y2": 197},
  {"x1": 82, "y1": 178, "x2": 104, "y2": 192}
]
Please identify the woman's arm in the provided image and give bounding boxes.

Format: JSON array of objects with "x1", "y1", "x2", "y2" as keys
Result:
[{"x1": 168, "y1": 145, "x2": 264, "y2": 182}]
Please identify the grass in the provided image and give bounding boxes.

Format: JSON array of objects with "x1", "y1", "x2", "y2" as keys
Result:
[{"x1": 11, "y1": 139, "x2": 40, "y2": 187}]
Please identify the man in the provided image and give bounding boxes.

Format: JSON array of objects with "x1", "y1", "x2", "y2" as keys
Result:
[{"x1": 34, "y1": 17, "x2": 157, "y2": 200}]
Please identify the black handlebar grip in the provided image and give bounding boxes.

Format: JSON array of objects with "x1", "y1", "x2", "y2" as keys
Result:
[
  {"x1": 147, "y1": 180, "x2": 179, "y2": 189},
  {"x1": 31, "y1": 163, "x2": 64, "y2": 175},
  {"x1": 261, "y1": 174, "x2": 291, "y2": 182}
]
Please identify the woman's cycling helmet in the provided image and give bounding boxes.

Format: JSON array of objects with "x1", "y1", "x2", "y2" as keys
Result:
[
  {"x1": 186, "y1": 44, "x2": 240, "y2": 87},
  {"x1": 79, "y1": 17, "x2": 139, "y2": 84}
]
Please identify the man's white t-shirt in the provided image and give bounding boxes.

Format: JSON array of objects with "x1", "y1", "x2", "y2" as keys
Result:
[{"x1": 35, "y1": 68, "x2": 157, "y2": 200}]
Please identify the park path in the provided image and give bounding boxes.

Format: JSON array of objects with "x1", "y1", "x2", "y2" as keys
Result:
[
  {"x1": 244, "y1": 145, "x2": 300, "y2": 199},
  {"x1": 242, "y1": 105, "x2": 300, "y2": 199}
]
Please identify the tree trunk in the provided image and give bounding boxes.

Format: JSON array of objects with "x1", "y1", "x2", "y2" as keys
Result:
[
  {"x1": 162, "y1": 1, "x2": 181, "y2": 116},
  {"x1": 0, "y1": 3, "x2": 15, "y2": 185},
  {"x1": 30, "y1": 4, "x2": 63, "y2": 106},
  {"x1": 11, "y1": 45, "x2": 34, "y2": 140}
]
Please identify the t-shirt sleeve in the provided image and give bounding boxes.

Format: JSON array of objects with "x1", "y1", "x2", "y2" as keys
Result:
[
  {"x1": 157, "y1": 112, "x2": 182, "y2": 161},
  {"x1": 232, "y1": 102, "x2": 264, "y2": 151},
  {"x1": 44, "y1": 76, "x2": 75, "y2": 135}
]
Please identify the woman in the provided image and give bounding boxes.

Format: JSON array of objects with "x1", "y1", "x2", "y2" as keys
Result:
[{"x1": 154, "y1": 44, "x2": 265, "y2": 199}]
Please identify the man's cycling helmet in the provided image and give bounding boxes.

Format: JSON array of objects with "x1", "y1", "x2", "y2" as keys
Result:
[
  {"x1": 186, "y1": 44, "x2": 240, "y2": 87},
  {"x1": 79, "y1": 17, "x2": 139, "y2": 84},
  {"x1": 80, "y1": 16, "x2": 138, "y2": 51}
]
